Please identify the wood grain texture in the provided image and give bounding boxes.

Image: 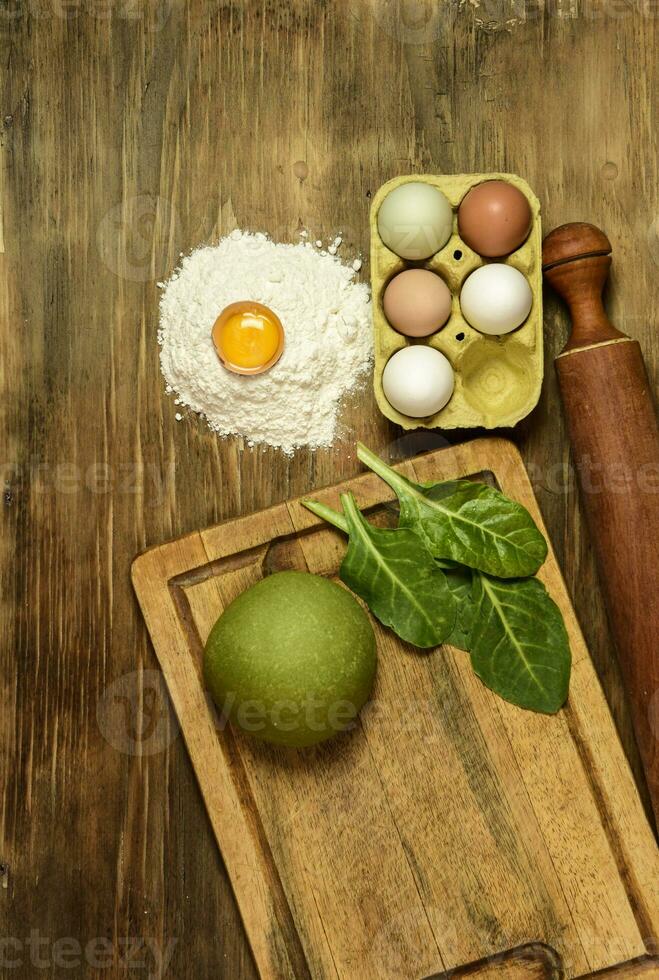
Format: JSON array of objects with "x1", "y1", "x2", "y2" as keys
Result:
[
  {"x1": 132, "y1": 439, "x2": 659, "y2": 979},
  {"x1": 0, "y1": 1, "x2": 657, "y2": 978},
  {"x1": 427, "y1": 947, "x2": 659, "y2": 980},
  {"x1": 424, "y1": 941, "x2": 563, "y2": 978},
  {"x1": 427, "y1": 944, "x2": 659, "y2": 980},
  {"x1": 578, "y1": 957, "x2": 659, "y2": 979}
]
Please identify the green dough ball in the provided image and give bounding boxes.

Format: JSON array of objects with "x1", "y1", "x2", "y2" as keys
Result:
[{"x1": 203, "y1": 571, "x2": 377, "y2": 748}]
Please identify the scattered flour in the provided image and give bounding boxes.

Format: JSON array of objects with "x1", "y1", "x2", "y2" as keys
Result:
[{"x1": 158, "y1": 231, "x2": 372, "y2": 454}]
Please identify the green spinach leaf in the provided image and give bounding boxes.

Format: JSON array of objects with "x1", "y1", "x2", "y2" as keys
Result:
[
  {"x1": 302, "y1": 447, "x2": 571, "y2": 716},
  {"x1": 469, "y1": 572, "x2": 571, "y2": 713},
  {"x1": 443, "y1": 565, "x2": 476, "y2": 653},
  {"x1": 357, "y1": 444, "x2": 547, "y2": 579},
  {"x1": 302, "y1": 493, "x2": 457, "y2": 648}
]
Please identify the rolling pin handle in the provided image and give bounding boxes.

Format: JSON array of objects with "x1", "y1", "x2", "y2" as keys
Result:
[{"x1": 542, "y1": 222, "x2": 625, "y2": 353}]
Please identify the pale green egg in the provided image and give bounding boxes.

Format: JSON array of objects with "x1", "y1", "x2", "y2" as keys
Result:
[{"x1": 377, "y1": 182, "x2": 453, "y2": 260}]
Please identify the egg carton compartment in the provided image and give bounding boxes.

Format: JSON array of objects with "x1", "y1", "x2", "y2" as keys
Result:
[{"x1": 370, "y1": 173, "x2": 543, "y2": 429}]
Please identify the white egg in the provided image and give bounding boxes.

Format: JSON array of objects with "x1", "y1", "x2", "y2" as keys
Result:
[
  {"x1": 382, "y1": 346, "x2": 455, "y2": 418},
  {"x1": 377, "y1": 182, "x2": 453, "y2": 261},
  {"x1": 460, "y1": 264, "x2": 532, "y2": 335}
]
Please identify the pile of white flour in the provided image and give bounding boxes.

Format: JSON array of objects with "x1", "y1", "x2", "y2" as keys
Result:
[{"x1": 158, "y1": 230, "x2": 372, "y2": 454}]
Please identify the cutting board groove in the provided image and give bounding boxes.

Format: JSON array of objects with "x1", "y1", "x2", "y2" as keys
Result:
[{"x1": 132, "y1": 439, "x2": 659, "y2": 980}]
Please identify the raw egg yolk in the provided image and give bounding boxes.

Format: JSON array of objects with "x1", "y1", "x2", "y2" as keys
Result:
[{"x1": 212, "y1": 302, "x2": 285, "y2": 375}]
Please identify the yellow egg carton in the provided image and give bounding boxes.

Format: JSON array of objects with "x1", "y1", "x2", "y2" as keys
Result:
[{"x1": 370, "y1": 173, "x2": 543, "y2": 429}]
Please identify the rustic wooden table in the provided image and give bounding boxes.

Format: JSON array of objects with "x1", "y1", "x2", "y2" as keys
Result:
[{"x1": 1, "y1": 2, "x2": 657, "y2": 977}]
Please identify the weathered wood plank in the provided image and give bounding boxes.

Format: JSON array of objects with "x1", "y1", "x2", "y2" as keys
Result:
[{"x1": 1, "y1": 1, "x2": 656, "y2": 977}]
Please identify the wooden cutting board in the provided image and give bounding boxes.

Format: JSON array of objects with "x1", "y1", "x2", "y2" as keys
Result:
[{"x1": 132, "y1": 438, "x2": 659, "y2": 980}]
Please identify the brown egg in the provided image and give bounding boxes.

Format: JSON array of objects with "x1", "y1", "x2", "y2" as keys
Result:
[
  {"x1": 458, "y1": 180, "x2": 532, "y2": 257},
  {"x1": 383, "y1": 269, "x2": 452, "y2": 338}
]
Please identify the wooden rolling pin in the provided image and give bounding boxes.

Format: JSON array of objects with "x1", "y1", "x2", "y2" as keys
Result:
[{"x1": 543, "y1": 222, "x2": 659, "y2": 827}]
